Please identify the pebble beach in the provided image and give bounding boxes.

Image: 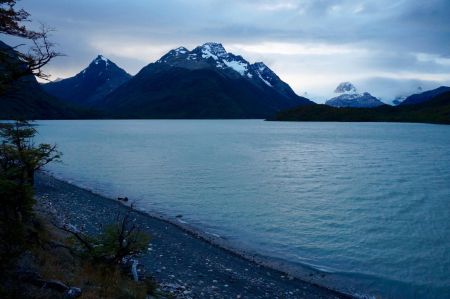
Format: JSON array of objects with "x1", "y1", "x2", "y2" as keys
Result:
[{"x1": 35, "y1": 172, "x2": 352, "y2": 299}]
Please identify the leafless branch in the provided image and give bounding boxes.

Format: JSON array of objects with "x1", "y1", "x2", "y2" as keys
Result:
[{"x1": 51, "y1": 221, "x2": 94, "y2": 253}]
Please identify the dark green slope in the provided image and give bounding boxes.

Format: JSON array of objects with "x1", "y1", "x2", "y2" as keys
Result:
[
  {"x1": 0, "y1": 76, "x2": 94, "y2": 119},
  {"x1": 270, "y1": 91, "x2": 450, "y2": 124},
  {"x1": 0, "y1": 41, "x2": 97, "y2": 120}
]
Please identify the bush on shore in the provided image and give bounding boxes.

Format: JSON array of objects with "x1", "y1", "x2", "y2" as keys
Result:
[
  {"x1": 59, "y1": 208, "x2": 151, "y2": 267},
  {"x1": 0, "y1": 121, "x2": 156, "y2": 299},
  {"x1": 0, "y1": 120, "x2": 61, "y2": 269}
]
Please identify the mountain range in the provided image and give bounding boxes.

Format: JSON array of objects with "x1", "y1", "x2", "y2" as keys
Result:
[
  {"x1": 399, "y1": 86, "x2": 450, "y2": 106},
  {"x1": 272, "y1": 90, "x2": 450, "y2": 124},
  {"x1": 1, "y1": 40, "x2": 449, "y2": 123},
  {"x1": 325, "y1": 82, "x2": 385, "y2": 108},
  {"x1": 97, "y1": 42, "x2": 313, "y2": 118}
]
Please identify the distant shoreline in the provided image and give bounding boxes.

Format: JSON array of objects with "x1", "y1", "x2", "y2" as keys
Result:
[
  {"x1": 35, "y1": 171, "x2": 355, "y2": 298},
  {"x1": 268, "y1": 92, "x2": 450, "y2": 125}
]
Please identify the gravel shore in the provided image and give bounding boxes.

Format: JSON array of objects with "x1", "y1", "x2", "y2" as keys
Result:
[{"x1": 35, "y1": 172, "x2": 352, "y2": 299}]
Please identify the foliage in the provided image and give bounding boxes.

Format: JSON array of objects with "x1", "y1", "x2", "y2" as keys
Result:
[
  {"x1": 0, "y1": 0, "x2": 37, "y2": 38},
  {"x1": 0, "y1": 120, "x2": 60, "y2": 270},
  {"x1": 1, "y1": 214, "x2": 155, "y2": 299},
  {"x1": 0, "y1": 120, "x2": 61, "y2": 187},
  {"x1": 0, "y1": 0, "x2": 61, "y2": 92}
]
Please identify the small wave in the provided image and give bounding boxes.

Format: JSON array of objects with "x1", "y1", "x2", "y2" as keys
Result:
[{"x1": 205, "y1": 231, "x2": 221, "y2": 238}]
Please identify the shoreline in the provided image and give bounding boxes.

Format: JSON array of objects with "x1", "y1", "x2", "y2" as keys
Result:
[{"x1": 35, "y1": 171, "x2": 357, "y2": 298}]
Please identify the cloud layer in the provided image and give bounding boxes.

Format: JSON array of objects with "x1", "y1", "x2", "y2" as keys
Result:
[{"x1": 5, "y1": 0, "x2": 450, "y2": 103}]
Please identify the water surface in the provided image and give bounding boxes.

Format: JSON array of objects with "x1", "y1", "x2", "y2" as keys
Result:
[{"x1": 36, "y1": 120, "x2": 450, "y2": 298}]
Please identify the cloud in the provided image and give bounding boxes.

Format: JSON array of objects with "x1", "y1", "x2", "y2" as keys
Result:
[
  {"x1": 9, "y1": 0, "x2": 450, "y2": 100},
  {"x1": 253, "y1": 0, "x2": 299, "y2": 11},
  {"x1": 89, "y1": 39, "x2": 174, "y2": 63},
  {"x1": 355, "y1": 77, "x2": 450, "y2": 103},
  {"x1": 415, "y1": 53, "x2": 450, "y2": 67},
  {"x1": 229, "y1": 42, "x2": 367, "y2": 56}
]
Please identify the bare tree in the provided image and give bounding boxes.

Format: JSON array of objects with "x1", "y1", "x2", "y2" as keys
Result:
[
  {"x1": 55, "y1": 208, "x2": 150, "y2": 266},
  {"x1": 0, "y1": 0, "x2": 61, "y2": 91}
]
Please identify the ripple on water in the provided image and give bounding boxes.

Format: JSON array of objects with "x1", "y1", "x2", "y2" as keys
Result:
[{"x1": 36, "y1": 120, "x2": 450, "y2": 298}]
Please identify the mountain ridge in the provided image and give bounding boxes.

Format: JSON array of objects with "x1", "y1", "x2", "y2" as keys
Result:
[
  {"x1": 271, "y1": 90, "x2": 450, "y2": 124},
  {"x1": 43, "y1": 55, "x2": 131, "y2": 106},
  {"x1": 99, "y1": 42, "x2": 313, "y2": 118},
  {"x1": 399, "y1": 86, "x2": 450, "y2": 106},
  {"x1": 326, "y1": 82, "x2": 384, "y2": 108}
]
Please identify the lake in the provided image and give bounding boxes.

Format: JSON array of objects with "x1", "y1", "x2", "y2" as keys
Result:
[{"x1": 36, "y1": 120, "x2": 450, "y2": 298}]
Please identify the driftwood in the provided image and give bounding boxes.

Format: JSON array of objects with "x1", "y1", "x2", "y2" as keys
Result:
[
  {"x1": 131, "y1": 259, "x2": 139, "y2": 281},
  {"x1": 16, "y1": 270, "x2": 81, "y2": 297}
]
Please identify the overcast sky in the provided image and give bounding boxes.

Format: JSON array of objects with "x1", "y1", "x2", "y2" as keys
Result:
[{"x1": 7, "y1": 0, "x2": 450, "y2": 103}]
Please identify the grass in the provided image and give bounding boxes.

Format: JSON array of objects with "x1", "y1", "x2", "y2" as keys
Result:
[{"x1": 5, "y1": 212, "x2": 163, "y2": 299}]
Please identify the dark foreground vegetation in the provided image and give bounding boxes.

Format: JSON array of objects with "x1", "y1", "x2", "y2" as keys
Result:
[
  {"x1": 0, "y1": 8, "x2": 152, "y2": 297},
  {"x1": 0, "y1": 120, "x2": 159, "y2": 298},
  {"x1": 270, "y1": 91, "x2": 450, "y2": 124},
  {"x1": 0, "y1": 0, "x2": 100, "y2": 120},
  {"x1": 0, "y1": 2, "x2": 350, "y2": 298},
  {"x1": 0, "y1": 120, "x2": 351, "y2": 298}
]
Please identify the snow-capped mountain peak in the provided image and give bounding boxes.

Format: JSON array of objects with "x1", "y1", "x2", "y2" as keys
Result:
[
  {"x1": 157, "y1": 42, "x2": 253, "y2": 77},
  {"x1": 43, "y1": 55, "x2": 131, "y2": 106},
  {"x1": 334, "y1": 82, "x2": 357, "y2": 94},
  {"x1": 153, "y1": 42, "x2": 305, "y2": 98},
  {"x1": 75, "y1": 55, "x2": 131, "y2": 82},
  {"x1": 174, "y1": 46, "x2": 188, "y2": 53},
  {"x1": 199, "y1": 42, "x2": 228, "y2": 59},
  {"x1": 326, "y1": 82, "x2": 384, "y2": 108},
  {"x1": 93, "y1": 55, "x2": 109, "y2": 67}
]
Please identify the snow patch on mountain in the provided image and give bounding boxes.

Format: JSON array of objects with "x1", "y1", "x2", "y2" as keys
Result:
[
  {"x1": 251, "y1": 62, "x2": 276, "y2": 87},
  {"x1": 95, "y1": 55, "x2": 109, "y2": 67},
  {"x1": 257, "y1": 73, "x2": 272, "y2": 87},
  {"x1": 201, "y1": 48, "x2": 218, "y2": 60},
  {"x1": 254, "y1": 62, "x2": 268, "y2": 73},
  {"x1": 173, "y1": 47, "x2": 188, "y2": 56},
  {"x1": 393, "y1": 95, "x2": 407, "y2": 106},
  {"x1": 326, "y1": 82, "x2": 384, "y2": 108},
  {"x1": 223, "y1": 59, "x2": 248, "y2": 75},
  {"x1": 155, "y1": 43, "x2": 302, "y2": 96},
  {"x1": 201, "y1": 42, "x2": 227, "y2": 57}
]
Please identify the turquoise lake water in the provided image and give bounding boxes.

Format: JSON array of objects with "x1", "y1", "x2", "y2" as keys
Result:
[{"x1": 36, "y1": 120, "x2": 450, "y2": 298}]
